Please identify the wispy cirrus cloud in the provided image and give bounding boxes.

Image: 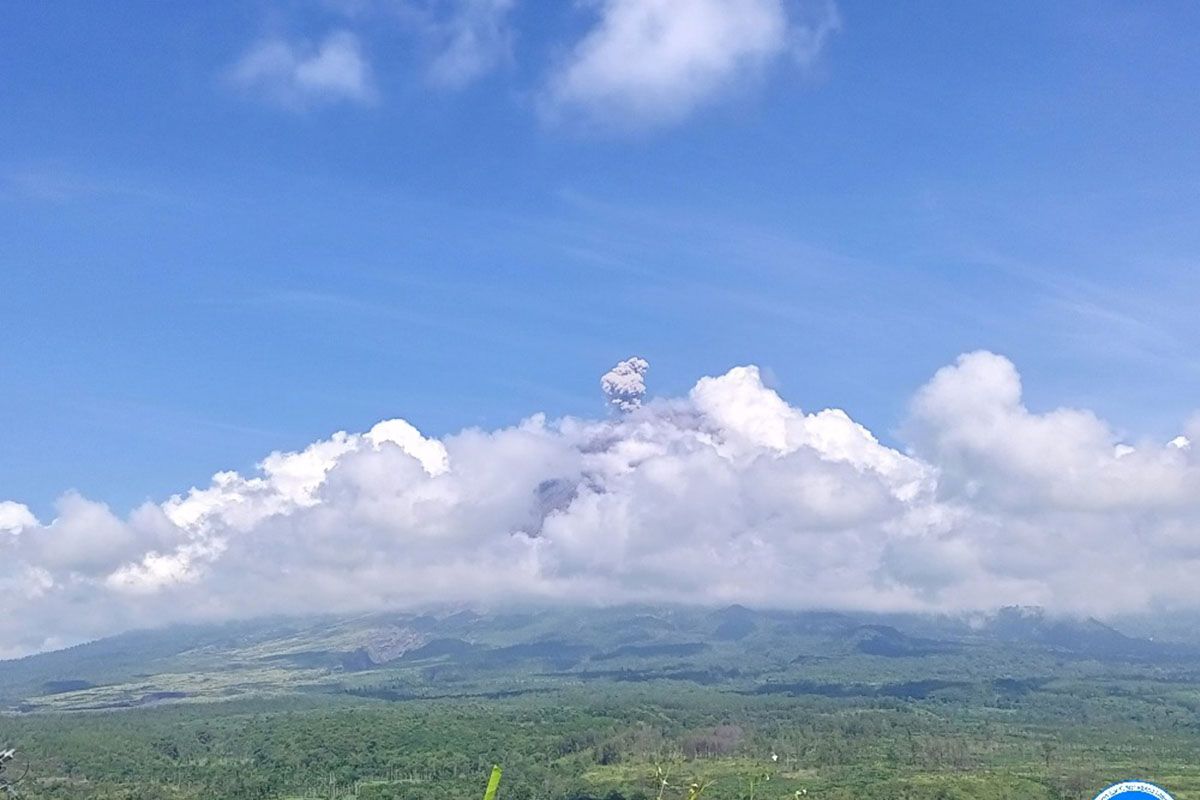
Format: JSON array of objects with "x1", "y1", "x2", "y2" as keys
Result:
[
  {"x1": 229, "y1": 30, "x2": 375, "y2": 109},
  {"x1": 321, "y1": 0, "x2": 518, "y2": 88},
  {"x1": 420, "y1": 0, "x2": 517, "y2": 87}
]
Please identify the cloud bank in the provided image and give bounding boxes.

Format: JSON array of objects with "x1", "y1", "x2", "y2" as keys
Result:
[{"x1": 3, "y1": 352, "x2": 1200, "y2": 657}]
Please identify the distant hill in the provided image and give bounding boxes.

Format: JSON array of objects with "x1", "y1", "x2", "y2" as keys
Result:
[
  {"x1": 843, "y1": 624, "x2": 953, "y2": 657},
  {"x1": 0, "y1": 604, "x2": 1188, "y2": 712},
  {"x1": 982, "y1": 605, "x2": 1142, "y2": 657}
]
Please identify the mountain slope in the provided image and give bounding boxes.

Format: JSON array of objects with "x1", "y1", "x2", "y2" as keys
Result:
[{"x1": 0, "y1": 604, "x2": 1187, "y2": 712}]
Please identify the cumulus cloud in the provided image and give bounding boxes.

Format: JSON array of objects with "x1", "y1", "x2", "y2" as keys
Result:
[
  {"x1": 4, "y1": 351, "x2": 1200, "y2": 656},
  {"x1": 0, "y1": 501, "x2": 36, "y2": 535},
  {"x1": 229, "y1": 30, "x2": 375, "y2": 108},
  {"x1": 542, "y1": 0, "x2": 840, "y2": 128},
  {"x1": 601, "y1": 356, "x2": 650, "y2": 411}
]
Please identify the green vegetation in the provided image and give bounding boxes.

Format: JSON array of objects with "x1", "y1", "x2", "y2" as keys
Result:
[{"x1": 2, "y1": 605, "x2": 1199, "y2": 799}]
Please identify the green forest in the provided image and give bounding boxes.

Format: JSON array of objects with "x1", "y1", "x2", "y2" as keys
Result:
[{"x1": 3, "y1": 606, "x2": 1199, "y2": 799}]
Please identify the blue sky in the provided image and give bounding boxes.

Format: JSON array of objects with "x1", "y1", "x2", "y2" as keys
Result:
[{"x1": 4, "y1": 0, "x2": 1200, "y2": 519}]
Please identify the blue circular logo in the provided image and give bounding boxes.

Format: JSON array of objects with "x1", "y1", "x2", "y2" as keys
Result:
[{"x1": 1092, "y1": 781, "x2": 1176, "y2": 800}]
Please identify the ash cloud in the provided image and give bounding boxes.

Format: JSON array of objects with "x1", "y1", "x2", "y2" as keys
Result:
[{"x1": 601, "y1": 356, "x2": 649, "y2": 412}]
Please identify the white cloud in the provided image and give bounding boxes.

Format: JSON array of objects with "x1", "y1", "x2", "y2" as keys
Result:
[
  {"x1": 5, "y1": 351, "x2": 1200, "y2": 656},
  {"x1": 542, "y1": 0, "x2": 840, "y2": 129},
  {"x1": 230, "y1": 30, "x2": 375, "y2": 109},
  {"x1": 424, "y1": 0, "x2": 517, "y2": 87},
  {"x1": 0, "y1": 501, "x2": 36, "y2": 535},
  {"x1": 325, "y1": 0, "x2": 516, "y2": 88},
  {"x1": 907, "y1": 352, "x2": 1193, "y2": 511}
]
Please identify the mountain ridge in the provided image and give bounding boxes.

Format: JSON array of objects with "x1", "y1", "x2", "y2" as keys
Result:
[{"x1": 3, "y1": 603, "x2": 1193, "y2": 713}]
